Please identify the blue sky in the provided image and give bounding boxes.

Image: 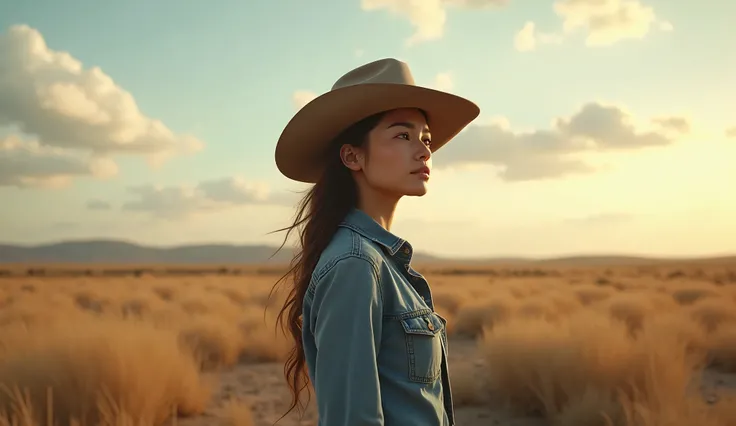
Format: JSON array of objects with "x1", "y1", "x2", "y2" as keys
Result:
[{"x1": 1, "y1": 0, "x2": 734, "y2": 257}]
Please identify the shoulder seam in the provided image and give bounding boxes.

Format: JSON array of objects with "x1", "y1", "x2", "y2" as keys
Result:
[{"x1": 308, "y1": 252, "x2": 383, "y2": 302}]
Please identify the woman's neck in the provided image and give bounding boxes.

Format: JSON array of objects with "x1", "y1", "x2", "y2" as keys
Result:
[{"x1": 356, "y1": 190, "x2": 400, "y2": 231}]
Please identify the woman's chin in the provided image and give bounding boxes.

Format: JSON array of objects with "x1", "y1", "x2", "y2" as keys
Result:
[{"x1": 403, "y1": 184, "x2": 429, "y2": 197}]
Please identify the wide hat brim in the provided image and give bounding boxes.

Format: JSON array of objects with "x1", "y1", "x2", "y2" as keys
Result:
[{"x1": 275, "y1": 83, "x2": 480, "y2": 183}]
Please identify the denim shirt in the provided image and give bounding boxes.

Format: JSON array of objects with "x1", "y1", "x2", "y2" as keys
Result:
[{"x1": 302, "y1": 208, "x2": 454, "y2": 426}]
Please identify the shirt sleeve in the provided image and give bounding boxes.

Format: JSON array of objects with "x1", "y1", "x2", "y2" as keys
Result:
[{"x1": 307, "y1": 255, "x2": 384, "y2": 426}]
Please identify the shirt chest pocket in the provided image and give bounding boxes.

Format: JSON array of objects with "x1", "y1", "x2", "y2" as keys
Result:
[{"x1": 400, "y1": 312, "x2": 445, "y2": 384}]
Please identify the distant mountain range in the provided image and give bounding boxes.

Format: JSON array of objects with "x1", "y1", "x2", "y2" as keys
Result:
[
  {"x1": 0, "y1": 240, "x2": 733, "y2": 265},
  {"x1": 0, "y1": 240, "x2": 442, "y2": 265}
]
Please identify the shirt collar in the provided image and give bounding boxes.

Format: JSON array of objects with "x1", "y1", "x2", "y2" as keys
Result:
[{"x1": 339, "y1": 208, "x2": 406, "y2": 256}]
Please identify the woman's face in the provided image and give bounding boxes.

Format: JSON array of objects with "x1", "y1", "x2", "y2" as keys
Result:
[{"x1": 342, "y1": 108, "x2": 433, "y2": 198}]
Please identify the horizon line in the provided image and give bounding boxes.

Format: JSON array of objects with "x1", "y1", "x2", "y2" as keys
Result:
[{"x1": 1, "y1": 238, "x2": 734, "y2": 261}]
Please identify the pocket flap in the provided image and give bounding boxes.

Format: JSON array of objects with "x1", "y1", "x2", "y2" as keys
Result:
[{"x1": 401, "y1": 313, "x2": 444, "y2": 336}]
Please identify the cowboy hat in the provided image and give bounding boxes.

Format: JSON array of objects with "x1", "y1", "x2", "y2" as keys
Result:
[{"x1": 275, "y1": 58, "x2": 480, "y2": 183}]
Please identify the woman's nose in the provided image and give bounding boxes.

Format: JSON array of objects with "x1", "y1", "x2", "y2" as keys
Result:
[{"x1": 417, "y1": 140, "x2": 431, "y2": 161}]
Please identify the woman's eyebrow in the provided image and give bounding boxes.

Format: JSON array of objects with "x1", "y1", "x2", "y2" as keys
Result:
[{"x1": 387, "y1": 122, "x2": 430, "y2": 132}]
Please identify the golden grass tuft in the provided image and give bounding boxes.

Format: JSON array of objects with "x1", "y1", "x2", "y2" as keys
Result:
[
  {"x1": 706, "y1": 324, "x2": 736, "y2": 373},
  {"x1": 179, "y1": 316, "x2": 246, "y2": 370},
  {"x1": 572, "y1": 285, "x2": 615, "y2": 305},
  {"x1": 223, "y1": 398, "x2": 256, "y2": 426},
  {"x1": 0, "y1": 319, "x2": 211, "y2": 425},
  {"x1": 451, "y1": 297, "x2": 515, "y2": 338},
  {"x1": 0, "y1": 274, "x2": 293, "y2": 425},
  {"x1": 688, "y1": 299, "x2": 736, "y2": 333},
  {"x1": 671, "y1": 287, "x2": 720, "y2": 306},
  {"x1": 478, "y1": 311, "x2": 723, "y2": 425}
]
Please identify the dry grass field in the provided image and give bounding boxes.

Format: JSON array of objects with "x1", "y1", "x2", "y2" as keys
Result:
[{"x1": 1, "y1": 260, "x2": 736, "y2": 426}]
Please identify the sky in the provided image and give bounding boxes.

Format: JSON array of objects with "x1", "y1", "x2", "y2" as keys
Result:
[{"x1": 0, "y1": 0, "x2": 734, "y2": 258}]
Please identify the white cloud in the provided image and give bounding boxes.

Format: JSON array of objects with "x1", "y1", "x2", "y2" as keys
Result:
[
  {"x1": 121, "y1": 185, "x2": 204, "y2": 219},
  {"x1": 652, "y1": 116, "x2": 691, "y2": 134},
  {"x1": 553, "y1": 0, "x2": 671, "y2": 47},
  {"x1": 514, "y1": 22, "x2": 537, "y2": 52},
  {"x1": 360, "y1": 0, "x2": 507, "y2": 46},
  {"x1": 658, "y1": 20, "x2": 674, "y2": 32},
  {"x1": 197, "y1": 177, "x2": 272, "y2": 204},
  {"x1": 516, "y1": 0, "x2": 668, "y2": 52},
  {"x1": 436, "y1": 101, "x2": 691, "y2": 181},
  {"x1": 514, "y1": 21, "x2": 564, "y2": 52},
  {"x1": 292, "y1": 90, "x2": 318, "y2": 110},
  {"x1": 432, "y1": 72, "x2": 454, "y2": 92},
  {"x1": 0, "y1": 25, "x2": 203, "y2": 176},
  {"x1": 86, "y1": 199, "x2": 113, "y2": 211},
  {"x1": 121, "y1": 176, "x2": 298, "y2": 218},
  {"x1": 0, "y1": 134, "x2": 118, "y2": 188}
]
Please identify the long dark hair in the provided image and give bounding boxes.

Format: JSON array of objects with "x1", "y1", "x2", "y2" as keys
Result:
[{"x1": 268, "y1": 111, "x2": 386, "y2": 420}]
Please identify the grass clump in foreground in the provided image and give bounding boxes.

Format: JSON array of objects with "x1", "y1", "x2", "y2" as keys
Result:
[
  {"x1": 0, "y1": 319, "x2": 212, "y2": 426},
  {"x1": 0, "y1": 276, "x2": 293, "y2": 426},
  {"x1": 479, "y1": 311, "x2": 736, "y2": 426}
]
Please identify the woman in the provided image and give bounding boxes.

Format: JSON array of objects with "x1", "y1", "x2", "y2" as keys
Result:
[{"x1": 271, "y1": 58, "x2": 480, "y2": 426}]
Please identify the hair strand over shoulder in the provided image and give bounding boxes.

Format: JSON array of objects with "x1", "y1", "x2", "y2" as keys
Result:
[{"x1": 267, "y1": 112, "x2": 385, "y2": 422}]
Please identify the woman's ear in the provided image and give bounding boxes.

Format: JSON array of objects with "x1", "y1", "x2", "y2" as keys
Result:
[{"x1": 340, "y1": 144, "x2": 364, "y2": 172}]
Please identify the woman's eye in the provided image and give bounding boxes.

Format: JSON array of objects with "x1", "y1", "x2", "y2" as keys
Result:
[{"x1": 396, "y1": 133, "x2": 430, "y2": 146}]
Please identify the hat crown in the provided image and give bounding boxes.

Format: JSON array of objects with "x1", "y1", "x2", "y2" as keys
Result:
[{"x1": 331, "y1": 58, "x2": 416, "y2": 91}]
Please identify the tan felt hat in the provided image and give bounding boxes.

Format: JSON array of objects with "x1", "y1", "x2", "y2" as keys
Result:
[{"x1": 275, "y1": 58, "x2": 480, "y2": 183}]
